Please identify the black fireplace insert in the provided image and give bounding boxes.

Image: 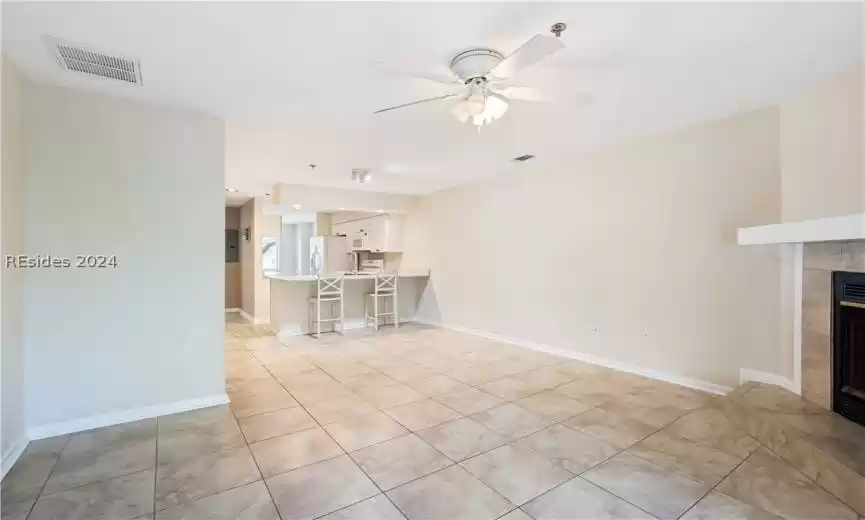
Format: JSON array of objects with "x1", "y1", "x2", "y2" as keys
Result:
[{"x1": 832, "y1": 271, "x2": 865, "y2": 426}]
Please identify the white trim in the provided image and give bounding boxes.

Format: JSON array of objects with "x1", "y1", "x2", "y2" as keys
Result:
[
  {"x1": 737, "y1": 213, "x2": 865, "y2": 245},
  {"x1": 792, "y1": 243, "x2": 804, "y2": 395},
  {"x1": 1, "y1": 435, "x2": 29, "y2": 479},
  {"x1": 415, "y1": 318, "x2": 731, "y2": 396},
  {"x1": 225, "y1": 308, "x2": 241, "y2": 313},
  {"x1": 237, "y1": 308, "x2": 266, "y2": 324},
  {"x1": 739, "y1": 368, "x2": 797, "y2": 393},
  {"x1": 26, "y1": 393, "x2": 230, "y2": 441}
]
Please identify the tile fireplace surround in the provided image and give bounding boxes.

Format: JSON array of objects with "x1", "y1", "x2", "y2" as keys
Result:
[{"x1": 802, "y1": 241, "x2": 865, "y2": 409}]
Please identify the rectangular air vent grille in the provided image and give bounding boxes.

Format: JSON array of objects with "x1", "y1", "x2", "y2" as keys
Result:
[
  {"x1": 51, "y1": 40, "x2": 142, "y2": 85},
  {"x1": 513, "y1": 154, "x2": 535, "y2": 162},
  {"x1": 843, "y1": 282, "x2": 865, "y2": 302}
]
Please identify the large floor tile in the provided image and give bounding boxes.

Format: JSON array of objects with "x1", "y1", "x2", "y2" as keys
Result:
[
  {"x1": 459, "y1": 444, "x2": 572, "y2": 505},
  {"x1": 155, "y1": 445, "x2": 261, "y2": 510},
  {"x1": 582, "y1": 452, "x2": 708, "y2": 520},
  {"x1": 324, "y1": 411, "x2": 409, "y2": 452},
  {"x1": 470, "y1": 404, "x2": 552, "y2": 440},
  {"x1": 157, "y1": 416, "x2": 245, "y2": 466},
  {"x1": 351, "y1": 435, "x2": 452, "y2": 490},
  {"x1": 386, "y1": 465, "x2": 513, "y2": 520},
  {"x1": 158, "y1": 407, "x2": 232, "y2": 436},
  {"x1": 44, "y1": 425, "x2": 156, "y2": 493},
  {"x1": 238, "y1": 407, "x2": 316, "y2": 443},
  {"x1": 267, "y1": 455, "x2": 378, "y2": 520},
  {"x1": 432, "y1": 387, "x2": 504, "y2": 416},
  {"x1": 155, "y1": 481, "x2": 279, "y2": 520},
  {"x1": 522, "y1": 476, "x2": 655, "y2": 520},
  {"x1": 513, "y1": 391, "x2": 593, "y2": 421},
  {"x1": 664, "y1": 404, "x2": 761, "y2": 459},
  {"x1": 717, "y1": 448, "x2": 857, "y2": 520},
  {"x1": 318, "y1": 494, "x2": 406, "y2": 520},
  {"x1": 383, "y1": 399, "x2": 462, "y2": 431},
  {"x1": 554, "y1": 373, "x2": 637, "y2": 406},
  {"x1": 249, "y1": 427, "x2": 343, "y2": 477},
  {"x1": 479, "y1": 376, "x2": 547, "y2": 401},
  {"x1": 303, "y1": 394, "x2": 378, "y2": 425},
  {"x1": 513, "y1": 424, "x2": 620, "y2": 474},
  {"x1": 406, "y1": 375, "x2": 470, "y2": 397},
  {"x1": 680, "y1": 491, "x2": 784, "y2": 520},
  {"x1": 354, "y1": 384, "x2": 426, "y2": 409},
  {"x1": 416, "y1": 418, "x2": 507, "y2": 462},
  {"x1": 626, "y1": 431, "x2": 741, "y2": 486},
  {"x1": 229, "y1": 388, "x2": 298, "y2": 418},
  {"x1": 565, "y1": 408, "x2": 658, "y2": 449},
  {"x1": 29, "y1": 469, "x2": 154, "y2": 520}
]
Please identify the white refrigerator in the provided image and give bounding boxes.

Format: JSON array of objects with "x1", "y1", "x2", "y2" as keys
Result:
[{"x1": 309, "y1": 236, "x2": 348, "y2": 276}]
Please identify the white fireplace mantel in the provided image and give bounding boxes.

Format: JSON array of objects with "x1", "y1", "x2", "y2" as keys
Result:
[{"x1": 737, "y1": 214, "x2": 865, "y2": 245}]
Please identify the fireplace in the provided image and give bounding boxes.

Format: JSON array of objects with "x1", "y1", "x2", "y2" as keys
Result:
[{"x1": 832, "y1": 271, "x2": 865, "y2": 426}]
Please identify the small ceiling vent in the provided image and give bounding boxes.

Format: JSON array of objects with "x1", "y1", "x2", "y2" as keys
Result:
[
  {"x1": 513, "y1": 154, "x2": 535, "y2": 162},
  {"x1": 50, "y1": 38, "x2": 142, "y2": 85}
]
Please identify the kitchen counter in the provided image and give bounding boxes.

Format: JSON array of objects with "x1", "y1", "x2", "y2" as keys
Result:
[
  {"x1": 266, "y1": 269, "x2": 430, "y2": 282},
  {"x1": 268, "y1": 269, "x2": 430, "y2": 337}
]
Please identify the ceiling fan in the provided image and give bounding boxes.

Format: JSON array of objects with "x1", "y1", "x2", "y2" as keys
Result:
[{"x1": 374, "y1": 23, "x2": 568, "y2": 129}]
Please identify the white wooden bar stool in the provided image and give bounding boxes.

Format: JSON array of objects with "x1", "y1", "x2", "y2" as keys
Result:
[
  {"x1": 309, "y1": 275, "x2": 344, "y2": 339},
  {"x1": 364, "y1": 274, "x2": 399, "y2": 331}
]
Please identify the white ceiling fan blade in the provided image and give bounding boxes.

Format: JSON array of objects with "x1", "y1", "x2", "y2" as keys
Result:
[
  {"x1": 374, "y1": 93, "x2": 461, "y2": 114},
  {"x1": 373, "y1": 62, "x2": 463, "y2": 86},
  {"x1": 488, "y1": 34, "x2": 565, "y2": 80},
  {"x1": 492, "y1": 85, "x2": 547, "y2": 101}
]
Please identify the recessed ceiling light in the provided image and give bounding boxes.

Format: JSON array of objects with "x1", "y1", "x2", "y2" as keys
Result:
[
  {"x1": 376, "y1": 209, "x2": 385, "y2": 213},
  {"x1": 225, "y1": 188, "x2": 237, "y2": 192},
  {"x1": 339, "y1": 208, "x2": 346, "y2": 210},
  {"x1": 292, "y1": 204, "x2": 302, "y2": 210}
]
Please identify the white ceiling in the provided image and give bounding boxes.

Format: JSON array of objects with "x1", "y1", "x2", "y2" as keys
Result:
[{"x1": 4, "y1": 2, "x2": 862, "y2": 196}]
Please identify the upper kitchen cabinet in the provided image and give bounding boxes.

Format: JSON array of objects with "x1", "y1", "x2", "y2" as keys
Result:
[{"x1": 332, "y1": 213, "x2": 404, "y2": 252}]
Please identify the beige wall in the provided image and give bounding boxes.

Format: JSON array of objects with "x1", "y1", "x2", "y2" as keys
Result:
[
  {"x1": 2, "y1": 58, "x2": 27, "y2": 460},
  {"x1": 225, "y1": 207, "x2": 241, "y2": 310},
  {"x1": 239, "y1": 199, "x2": 256, "y2": 316},
  {"x1": 781, "y1": 63, "x2": 865, "y2": 222},
  {"x1": 238, "y1": 198, "x2": 279, "y2": 322},
  {"x1": 403, "y1": 108, "x2": 784, "y2": 389},
  {"x1": 22, "y1": 82, "x2": 225, "y2": 429}
]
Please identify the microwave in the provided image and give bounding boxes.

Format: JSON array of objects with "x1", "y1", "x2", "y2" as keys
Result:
[{"x1": 350, "y1": 232, "x2": 369, "y2": 251}]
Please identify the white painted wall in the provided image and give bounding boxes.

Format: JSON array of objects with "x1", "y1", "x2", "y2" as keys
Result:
[
  {"x1": 1, "y1": 59, "x2": 28, "y2": 465},
  {"x1": 780, "y1": 63, "x2": 864, "y2": 221},
  {"x1": 21, "y1": 83, "x2": 226, "y2": 433},
  {"x1": 403, "y1": 108, "x2": 785, "y2": 389}
]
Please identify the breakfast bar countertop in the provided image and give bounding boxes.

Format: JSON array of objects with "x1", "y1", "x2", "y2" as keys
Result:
[{"x1": 266, "y1": 269, "x2": 430, "y2": 282}]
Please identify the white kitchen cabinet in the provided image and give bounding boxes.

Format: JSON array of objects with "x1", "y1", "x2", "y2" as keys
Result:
[{"x1": 331, "y1": 214, "x2": 403, "y2": 252}]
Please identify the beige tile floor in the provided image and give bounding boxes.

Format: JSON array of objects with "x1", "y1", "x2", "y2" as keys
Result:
[{"x1": 2, "y1": 316, "x2": 861, "y2": 520}]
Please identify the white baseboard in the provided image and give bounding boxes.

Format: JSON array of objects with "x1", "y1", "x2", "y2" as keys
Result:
[
  {"x1": 1, "y1": 435, "x2": 29, "y2": 479},
  {"x1": 225, "y1": 308, "x2": 241, "y2": 313},
  {"x1": 27, "y1": 393, "x2": 230, "y2": 441},
  {"x1": 740, "y1": 368, "x2": 797, "y2": 393},
  {"x1": 416, "y1": 318, "x2": 732, "y2": 396}
]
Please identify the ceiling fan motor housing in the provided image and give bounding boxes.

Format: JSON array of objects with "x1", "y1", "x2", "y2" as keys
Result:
[{"x1": 449, "y1": 49, "x2": 504, "y2": 82}]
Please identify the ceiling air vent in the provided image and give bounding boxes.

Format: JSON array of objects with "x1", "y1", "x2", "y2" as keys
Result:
[
  {"x1": 50, "y1": 39, "x2": 142, "y2": 85},
  {"x1": 513, "y1": 154, "x2": 535, "y2": 162}
]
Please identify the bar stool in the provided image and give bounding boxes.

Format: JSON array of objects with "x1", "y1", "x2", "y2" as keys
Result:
[
  {"x1": 364, "y1": 274, "x2": 399, "y2": 331},
  {"x1": 308, "y1": 275, "x2": 344, "y2": 339}
]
